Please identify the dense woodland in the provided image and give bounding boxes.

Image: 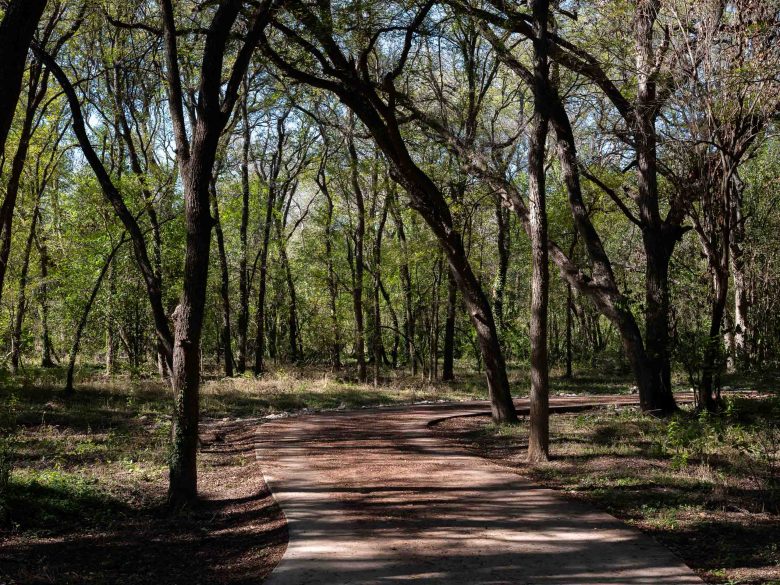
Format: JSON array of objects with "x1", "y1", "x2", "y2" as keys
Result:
[{"x1": 0, "y1": 0, "x2": 779, "y2": 510}]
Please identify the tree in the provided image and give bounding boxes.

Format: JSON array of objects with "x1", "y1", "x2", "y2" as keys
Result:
[
  {"x1": 261, "y1": 0, "x2": 518, "y2": 422},
  {"x1": 158, "y1": 0, "x2": 273, "y2": 506}
]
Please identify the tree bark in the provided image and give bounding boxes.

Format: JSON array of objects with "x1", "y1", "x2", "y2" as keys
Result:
[
  {"x1": 442, "y1": 268, "x2": 457, "y2": 381},
  {"x1": 392, "y1": 200, "x2": 416, "y2": 374},
  {"x1": 210, "y1": 179, "x2": 234, "y2": 377},
  {"x1": 237, "y1": 86, "x2": 251, "y2": 373},
  {"x1": 0, "y1": 0, "x2": 47, "y2": 156},
  {"x1": 318, "y1": 165, "x2": 342, "y2": 369},
  {"x1": 371, "y1": 191, "x2": 390, "y2": 385},
  {"x1": 348, "y1": 132, "x2": 367, "y2": 383},
  {"x1": 37, "y1": 228, "x2": 55, "y2": 368},
  {"x1": 160, "y1": 0, "x2": 269, "y2": 507},
  {"x1": 11, "y1": 205, "x2": 40, "y2": 373},
  {"x1": 527, "y1": 0, "x2": 551, "y2": 463},
  {"x1": 493, "y1": 196, "x2": 510, "y2": 330}
]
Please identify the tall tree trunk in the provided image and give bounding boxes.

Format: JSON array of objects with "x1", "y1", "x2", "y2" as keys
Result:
[
  {"x1": 319, "y1": 168, "x2": 341, "y2": 370},
  {"x1": 210, "y1": 180, "x2": 234, "y2": 377},
  {"x1": 254, "y1": 182, "x2": 275, "y2": 375},
  {"x1": 564, "y1": 283, "x2": 573, "y2": 379},
  {"x1": 371, "y1": 192, "x2": 390, "y2": 385},
  {"x1": 527, "y1": 0, "x2": 551, "y2": 463},
  {"x1": 442, "y1": 268, "x2": 457, "y2": 381},
  {"x1": 105, "y1": 259, "x2": 116, "y2": 375},
  {"x1": 700, "y1": 264, "x2": 728, "y2": 410},
  {"x1": 11, "y1": 205, "x2": 40, "y2": 373},
  {"x1": 160, "y1": 0, "x2": 267, "y2": 507},
  {"x1": 65, "y1": 236, "x2": 127, "y2": 395},
  {"x1": 392, "y1": 201, "x2": 416, "y2": 374},
  {"x1": 378, "y1": 277, "x2": 401, "y2": 369},
  {"x1": 0, "y1": 65, "x2": 47, "y2": 308},
  {"x1": 276, "y1": 228, "x2": 300, "y2": 363},
  {"x1": 237, "y1": 87, "x2": 251, "y2": 373},
  {"x1": 348, "y1": 134, "x2": 367, "y2": 383},
  {"x1": 0, "y1": 0, "x2": 47, "y2": 156},
  {"x1": 731, "y1": 239, "x2": 748, "y2": 369},
  {"x1": 37, "y1": 229, "x2": 55, "y2": 368},
  {"x1": 635, "y1": 0, "x2": 677, "y2": 415},
  {"x1": 493, "y1": 196, "x2": 510, "y2": 330}
]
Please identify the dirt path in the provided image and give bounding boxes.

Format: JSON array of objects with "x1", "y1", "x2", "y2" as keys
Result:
[{"x1": 256, "y1": 396, "x2": 702, "y2": 584}]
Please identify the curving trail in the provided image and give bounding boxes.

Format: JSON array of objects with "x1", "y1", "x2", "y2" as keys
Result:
[{"x1": 256, "y1": 395, "x2": 702, "y2": 585}]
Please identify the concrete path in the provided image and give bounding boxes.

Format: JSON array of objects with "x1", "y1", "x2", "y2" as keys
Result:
[{"x1": 256, "y1": 396, "x2": 702, "y2": 585}]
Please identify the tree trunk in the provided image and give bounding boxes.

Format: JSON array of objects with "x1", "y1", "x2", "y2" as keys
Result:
[
  {"x1": 319, "y1": 169, "x2": 342, "y2": 370},
  {"x1": 37, "y1": 230, "x2": 55, "y2": 368},
  {"x1": 392, "y1": 201, "x2": 416, "y2": 374},
  {"x1": 237, "y1": 87, "x2": 251, "y2": 373},
  {"x1": 731, "y1": 244, "x2": 749, "y2": 369},
  {"x1": 442, "y1": 268, "x2": 457, "y2": 381},
  {"x1": 160, "y1": 0, "x2": 266, "y2": 508},
  {"x1": 65, "y1": 236, "x2": 127, "y2": 395},
  {"x1": 105, "y1": 259, "x2": 116, "y2": 375},
  {"x1": 11, "y1": 205, "x2": 40, "y2": 373},
  {"x1": 564, "y1": 283, "x2": 573, "y2": 378},
  {"x1": 254, "y1": 181, "x2": 275, "y2": 375},
  {"x1": 378, "y1": 277, "x2": 401, "y2": 369},
  {"x1": 700, "y1": 265, "x2": 728, "y2": 411},
  {"x1": 493, "y1": 197, "x2": 511, "y2": 330},
  {"x1": 169, "y1": 159, "x2": 213, "y2": 507},
  {"x1": 210, "y1": 180, "x2": 234, "y2": 377},
  {"x1": 0, "y1": 0, "x2": 47, "y2": 156},
  {"x1": 634, "y1": 0, "x2": 677, "y2": 415},
  {"x1": 371, "y1": 194, "x2": 390, "y2": 386},
  {"x1": 527, "y1": 0, "x2": 551, "y2": 463},
  {"x1": 277, "y1": 229, "x2": 300, "y2": 363},
  {"x1": 348, "y1": 134, "x2": 367, "y2": 383}
]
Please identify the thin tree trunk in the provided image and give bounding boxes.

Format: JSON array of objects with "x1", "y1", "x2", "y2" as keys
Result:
[
  {"x1": 319, "y1": 167, "x2": 341, "y2": 370},
  {"x1": 11, "y1": 205, "x2": 41, "y2": 373},
  {"x1": 378, "y1": 277, "x2": 401, "y2": 369},
  {"x1": 237, "y1": 86, "x2": 251, "y2": 373},
  {"x1": 105, "y1": 259, "x2": 116, "y2": 375},
  {"x1": 442, "y1": 268, "x2": 457, "y2": 381},
  {"x1": 65, "y1": 235, "x2": 127, "y2": 395},
  {"x1": 392, "y1": 201, "x2": 416, "y2": 374},
  {"x1": 37, "y1": 229, "x2": 55, "y2": 368},
  {"x1": 276, "y1": 225, "x2": 300, "y2": 363},
  {"x1": 371, "y1": 192, "x2": 390, "y2": 385},
  {"x1": 348, "y1": 133, "x2": 367, "y2": 383},
  {"x1": 254, "y1": 180, "x2": 275, "y2": 375},
  {"x1": 564, "y1": 283, "x2": 573, "y2": 379},
  {"x1": 493, "y1": 196, "x2": 510, "y2": 330},
  {"x1": 210, "y1": 179, "x2": 234, "y2": 377}
]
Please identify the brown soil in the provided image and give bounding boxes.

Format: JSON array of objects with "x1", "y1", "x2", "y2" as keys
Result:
[{"x1": 0, "y1": 421, "x2": 287, "y2": 585}]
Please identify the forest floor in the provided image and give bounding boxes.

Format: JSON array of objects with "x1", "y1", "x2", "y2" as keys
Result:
[{"x1": 0, "y1": 365, "x2": 777, "y2": 584}]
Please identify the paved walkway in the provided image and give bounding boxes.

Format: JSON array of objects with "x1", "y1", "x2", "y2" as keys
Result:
[{"x1": 256, "y1": 396, "x2": 702, "y2": 584}]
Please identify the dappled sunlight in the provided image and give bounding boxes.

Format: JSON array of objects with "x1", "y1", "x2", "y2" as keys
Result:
[{"x1": 258, "y1": 399, "x2": 702, "y2": 584}]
